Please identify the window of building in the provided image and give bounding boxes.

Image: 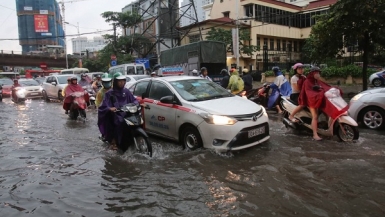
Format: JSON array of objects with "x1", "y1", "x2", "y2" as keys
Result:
[
  {"x1": 276, "y1": 39, "x2": 281, "y2": 51},
  {"x1": 282, "y1": 40, "x2": 286, "y2": 51},
  {"x1": 223, "y1": 11, "x2": 230, "y2": 17},
  {"x1": 189, "y1": 34, "x2": 200, "y2": 43},
  {"x1": 269, "y1": 38, "x2": 274, "y2": 51},
  {"x1": 288, "y1": 42, "x2": 292, "y2": 52},
  {"x1": 244, "y1": 4, "x2": 254, "y2": 18},
  {"x1": 257, "y1": 37, "x2": 260, "y2": 49},
  {"x1": 293, "y1": 41, "x2": 297, "y2": 52}
]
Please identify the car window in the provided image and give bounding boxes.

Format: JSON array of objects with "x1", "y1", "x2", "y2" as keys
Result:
[
  {"x1": 136, "y1": 66, "x2": 145, "y2": 75},
  {"x1": 19, "y1": 80, "x2": 39, "y2": 86},
  {"x1": 126, "y1": 77, "x2": 131, "y2": 82},
  {"x1": 0, "y1": 79, "x2": 13, "y2": 85},
  {"x1": 61, "y1": 70, "x2": 73, "y2": 74},
  {"x1": 57, "y1": 76, "x2": 71, "y2": 84},
  {"x1": 149, "y1": 82, "x2": 173, "y2": 100},
  {"x1": 127, "y1": 66, "x2": 135, "y2": 75},
  {"x1": 46, "y1": 77, "x2": 53, "y2": 83},
  {"x1": 133, "y1": 81, "x2": 149, "y2": 97},
  {"x1": 170, "y1": 79, "x2": 233, "y2": 101}
]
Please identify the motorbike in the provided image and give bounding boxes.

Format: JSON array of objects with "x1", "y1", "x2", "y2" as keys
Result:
[
  {"x1": 281, "y1": 87, "x2": 359, "y2": 142},
  {"x1": 11, "y1": 87, "x2": 26, "y2": 103},
  {"x1": 116, "y1": 103, "x2": 152, "y2": 157},
  {"x1": 242, "y1": 83, "x2": 271, "y2": 108},
  {"x1": 68, "y1": 91, "x2": 87, "y2": 121},
  {"x1": 82, "y1": 85, "x2": 95, "y2": 107},
  {"x1": 0, "y1": 84, "x2": 3, "y2": 101}
]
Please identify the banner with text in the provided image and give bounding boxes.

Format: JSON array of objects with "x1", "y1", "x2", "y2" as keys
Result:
[{"x1": 34, "y1": 15, "x2": 49, "y2": 33}]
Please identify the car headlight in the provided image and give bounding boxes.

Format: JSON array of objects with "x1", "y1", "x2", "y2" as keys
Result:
[
  {"x1": 126, "y1": 105, "x2": 138, "y2": 113},
  {"x1": 39, "y1": 87, "x2": 43, "y2": 91},
  {"x1": 17, "y1": 89, "x2": 26, "y2": 94},
  {"x1": 261, "y1": 106, "x2": 268, "y2": 117},
  {"x1": 351, "y1": 93, "x2": 366, "y2": 101},
  {"x1": 199, "y1": 113, "x2": 237, "y2": 125}
]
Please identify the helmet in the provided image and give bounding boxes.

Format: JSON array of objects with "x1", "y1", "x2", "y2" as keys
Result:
[
  {"x1": 101, "y1": 73, "x2": 112, "y2": 82},
  {"x1": 200, "y1": 67, "x2": 207, "y2": 73},
  {"x1": 70, "y1": 76, "x2": 77, "y2": 81},
  {"x1": 292, "y1": 63, "x2": 304, "y2": 70},
  {"x1": 242, "y1": 68, "x2": 249, "y2": 73},
  {"x1": 310, "y1": 66, "x2": 321, "y2": 73},
  {"x1": 96, "y1": 74, "x2": 101, "y2": 78},
  {"x1": 192, "y1": 69, "x2": 198, "y2": 75},
  {"x1": 67, "y1": 77, "x2": 71, "y2": 81},
  {"x1": 81, "y1": 73, "x2": 87, "y2": 78},
  {"x1": 272, "y1": 66, "x2": 280, "y2": 72},
  {"x1": 220, "y1": 69, "x2": 228, "y2": 76},
  {"x1": 113, "y1": 72, "x2": 126, "y2": 80}
]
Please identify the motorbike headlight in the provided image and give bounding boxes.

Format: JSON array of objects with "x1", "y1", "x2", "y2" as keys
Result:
[
  {"x1": 126, "y1": 105, "x2": 138, "y2": 113},
  {"x1": 39, "y1": 87, "x2": 43, "y2": 91},
  {"x1": 199, "y1": 113, "x2": 237, "y2": 125}
]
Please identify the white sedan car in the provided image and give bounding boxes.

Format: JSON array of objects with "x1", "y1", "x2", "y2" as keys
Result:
[
  {"x1": 128, "y1": 76, "x2": 270, "y2": 152},
  {"x1": 349, "y1": 88, "x2": 385, "y2": 129},
  {"x1": 125, "y1": 75, "x2": 150, "y2": 89}
]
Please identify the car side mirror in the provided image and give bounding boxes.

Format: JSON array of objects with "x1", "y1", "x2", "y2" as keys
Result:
[
  {"x1": 160, "y1": 95, "x2": 175, "y2": 104},
  {"x1": 51, "y1": 82, "x2": 57, "y2": 86}
]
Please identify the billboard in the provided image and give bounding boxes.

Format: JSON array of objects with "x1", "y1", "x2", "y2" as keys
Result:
[{"x1": 34, "y1": 15, "x2": 49, "y2": 33}]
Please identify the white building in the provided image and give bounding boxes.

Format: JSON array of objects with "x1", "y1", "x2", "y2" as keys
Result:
[
  {"x1": 71, "y1": 36, "x2": 106, "y2": 54},
  {"x1": 180, "y1": 0, "x2": 205, "y2": 27},
  {"x1": 275, "y1": 0, "x2": 318, "y2": 6}
]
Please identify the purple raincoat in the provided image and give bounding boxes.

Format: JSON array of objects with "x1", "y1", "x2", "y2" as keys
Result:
[{"x1": 98, "y1": 86, "x2": 138, "y2": 146}]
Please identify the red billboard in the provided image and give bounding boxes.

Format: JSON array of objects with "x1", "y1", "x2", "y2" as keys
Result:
[{"x1": 34, "y1": 15, "x2": 49, "y2": 33}]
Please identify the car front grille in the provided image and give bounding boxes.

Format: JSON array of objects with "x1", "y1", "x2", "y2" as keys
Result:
[
  {"x1": 227, "y1": 122, "x2": 269, "y2": 149},
  {"x1": 228, "y1": 108, "x2": 263, "y2": 121}
]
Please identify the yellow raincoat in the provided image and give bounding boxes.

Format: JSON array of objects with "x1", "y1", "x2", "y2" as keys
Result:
[{"x1": 227, "y1": 70, "x2": 244, "y2": 94}]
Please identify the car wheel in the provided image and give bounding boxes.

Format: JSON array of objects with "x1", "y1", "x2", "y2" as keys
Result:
[
  {"x1": 58, "y1": 91, "x2": 63, "y2": 101},
  {"x1": 361, "y1": 107, "x2": 385, "y2": 129},
  {"x1": 181, "y1": 126, "x2": 203, "y2": 150},
  {"x1": 372, "y1": 78, "x2": 383, "y2": 87},
  {"x1": 42, "y1": 90, "x2": 50, "y2": 102}
]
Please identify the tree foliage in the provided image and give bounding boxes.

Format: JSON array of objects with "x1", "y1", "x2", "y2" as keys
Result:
[
  {"x1": 206, "y1": 27, "x2": 259, "y2": 56},
  {"x1": 304, "y1": 0, "x2": 385, "y2": 90}
]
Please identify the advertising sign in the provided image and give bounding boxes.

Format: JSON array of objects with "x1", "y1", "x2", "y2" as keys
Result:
[
  {"x1": 34, "y1": 15, "x2": 49, "y2": 33},
  {"x1": 41, "y1": 33, "x2": 52, "y2": 36},
  {"x1": 135, "y1": 58, "x2": 150, "y2": 68},
  {"x1": 40, "y1": 10, "x2": 48, "y2": 14},
  {"x1": 161, "y1": 67, "x2": 183, "y2": 76},
  {"x1": 24, "y1": 6, "x2": 32, "y2": 11}
]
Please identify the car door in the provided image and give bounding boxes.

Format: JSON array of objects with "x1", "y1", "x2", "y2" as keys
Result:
[
  {"x1": 45, "y1": 76, "x2": 53, "y2": 97},
  {"x1": 142, "y1": 81, "x2": 177, "y2": 139}
]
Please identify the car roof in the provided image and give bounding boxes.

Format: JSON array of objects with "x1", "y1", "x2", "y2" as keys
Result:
[{"x1": 154, "y1": 76, "x2": 202, "y2": 82}]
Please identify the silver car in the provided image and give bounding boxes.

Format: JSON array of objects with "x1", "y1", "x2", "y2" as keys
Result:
[
  {"x1": 124, "y1": 75, "x2": 150, "y2": 89},
  {"x1": 42, "y1": 74, "x2": 81, "y2": 101},
  {"x1": 349, "y1": 88, "x2": 385, "y2": 129},
  {"x1": 18, "y1": 79, "x2": 43, "y2": 99}
]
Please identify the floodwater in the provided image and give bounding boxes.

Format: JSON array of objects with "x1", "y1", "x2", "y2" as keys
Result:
[{"x1": 0, "y1": 99, "x2": 384, "y2": 217}]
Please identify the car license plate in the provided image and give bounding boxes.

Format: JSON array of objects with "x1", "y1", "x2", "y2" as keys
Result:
[
  {"x1": 30, "y1": 93, "x2": 38, "y2": 95},
  {"x1": 248, "y1": 126, "x2": 265, "y2": 138}
]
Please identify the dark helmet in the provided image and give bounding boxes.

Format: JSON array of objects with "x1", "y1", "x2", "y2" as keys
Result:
[
  {"x1": 272, "y1": 66, "x2": 280, "y2": 73},
  {"x1": 310, "y1": 66, "x2": 321, "y2": 73},
  {"x1": 220, "y1": 69, "x2": 228, "y2": 76}
]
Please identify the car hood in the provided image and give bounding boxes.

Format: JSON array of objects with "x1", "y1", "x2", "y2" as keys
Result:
[
  {"x1": 191, "y1": 96, "x2": 262, "y2": 115},
  {"x1": 359, "y1": 88, "x2": 385, "y2": 94},
  {"x1": 22, "y1": 86, "x2": 42, "y2": 91}
]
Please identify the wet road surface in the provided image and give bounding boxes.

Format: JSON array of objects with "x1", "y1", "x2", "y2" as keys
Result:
[{"x1": 0, "y1": 98, "x2": 384, "y2": 217}]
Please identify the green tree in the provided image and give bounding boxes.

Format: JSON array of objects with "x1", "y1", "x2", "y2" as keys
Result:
[
  {"x1": 206, "y1": 27, "x2": 259, "y2": 56},
  {"x1": 305, "y1": 0, "x2": 385, "y2": 90}
]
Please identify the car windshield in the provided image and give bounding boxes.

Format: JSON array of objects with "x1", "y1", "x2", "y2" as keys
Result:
[
  {"x1": 134, "y1": 75, "x2": 149, "y2": 80},
  {"x1": 0, "y1": 79, "x2": 14, "y2": 85},
  {"x1": 34, "y1": 78, "x2": 45, "y2": 84},
  {"x1": 57, "y1": 75, "x2": 80, "y2": 84},
  {"x1": 170, "y1": 79, "x2": 233, "y2": 101},
  {"x1": 19, "y1": 80, "x2": 40, "y2": 86}
]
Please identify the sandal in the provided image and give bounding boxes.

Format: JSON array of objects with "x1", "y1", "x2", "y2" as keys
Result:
[{"x1": 109, "y1": 143, "x2": 118, "y2": 150}]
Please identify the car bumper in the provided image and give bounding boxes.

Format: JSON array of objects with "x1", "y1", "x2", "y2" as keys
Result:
[
  {"x1": 197, "y1": 114, "x2": 270, "y2": 152},
  {"x1": 25, "y1": 92, "x2": 43, "y2": 99},
  {"x1": 348, "y1": 100, "x2": 364, "y2": 120}
]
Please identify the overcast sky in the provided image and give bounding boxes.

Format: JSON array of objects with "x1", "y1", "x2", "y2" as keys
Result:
[{"x1": 0, "y1": 0, "x2": 137, "y2": 54}]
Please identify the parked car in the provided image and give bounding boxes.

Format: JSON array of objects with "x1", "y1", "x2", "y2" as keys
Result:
[
  {"x1": 18, "y1": 79, "x2": 43, "y2": 99},
  {"x1": 349, "y1": 88, "x2": 385, "y2": 129},
  {"x1": 42, "y1": 74, "x2": 80, "y2": 101},
  {"x1": 127, "y1": 76, "x2": 270, "y2": 152},
  {"x1": 125, "y1": 75, "x2": 150, "y2": 89},
  {"x1": 369, "y1": 70, "x2": 385, "y2": 87},
  {"x1": 0, "y1": 78, "x2": 14, "y2": 97}
]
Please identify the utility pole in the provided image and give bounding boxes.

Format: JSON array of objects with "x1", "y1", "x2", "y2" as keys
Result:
[
  {"x1": 235, "y1": 0, "x2": 240, "y2": 71},
  {"x1": 113, "y1": 23, "x2": 117, "y2": 54},
  {"x1": 156, "y1": 0, "x2": 161, "y2": 64}
]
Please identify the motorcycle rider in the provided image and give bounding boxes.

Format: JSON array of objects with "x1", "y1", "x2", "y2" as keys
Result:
[
  {"x1": 220, "y1": 69, "x2": 230, "y2": 88},
  {"x1": 288, "y1": 63, "x2": 306, "y2": 122},
  {"x1": 98, "y1": 72, "x2": 138, "y2": 150},
  {"x1": 92, "y1": 75, "x2": 102, "y2": 92},
  {"x1": 63, "y1": 76, "x2": 85, "y2": 115},
  {"x1": 11, "y1": 79, "x2": 21, "y2": 100},
  {"x1": 227, "y1": 69, "x2": 244, "y2": 94},
  {"x1": 298, "y1": 67, "x2": 325, "y2": 141},
  {"x1": 267, "y1": 67, "x2": 292, "y2": 114},
  {"x1": 242, "y1": 68, "x2": 253, "y2": 91},
  {"x1": 95, "y1": 73, "x2": 112, "y2": 108},
  {"x1": 199, "y1": 67, "x2": 212, "y2": 81},
  {"x1": 191, "y1": 69, "x2": 199, "y2": 76},
  {"x1": 78, "y1": 73, "x2": 90, "y2": 87},
  {"x1": 62, "y1": 77, "x2": 72, "y2": 113}
]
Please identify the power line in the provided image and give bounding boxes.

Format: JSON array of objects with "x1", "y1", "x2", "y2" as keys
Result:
[
  {"x1": 0, "y1": 4, "x2": 16, "y2": 11},
  {"x1": 0, "y1": 29, "x2": 113, "y2": 41}
]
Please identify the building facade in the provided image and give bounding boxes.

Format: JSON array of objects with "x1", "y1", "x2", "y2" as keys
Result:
[
  {"x1": 16, "y1": 0, "x2": 65, "y2": 54},
  {"x1": 275, "y1": 0, "x2": 319, "y2": 7},
  {"x1": 71, "y1": 36, "x2": 106, "y2": 54},
  {"x1": 180, "y1": 0, "x2": 337, "y2": 70}
]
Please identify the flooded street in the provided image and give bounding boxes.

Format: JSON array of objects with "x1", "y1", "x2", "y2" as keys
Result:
[{"x1": 1, "y1": 98, "x2": 384, "y2": 217}]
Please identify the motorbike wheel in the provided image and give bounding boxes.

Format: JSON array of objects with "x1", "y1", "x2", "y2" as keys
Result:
[
  {"x1": 336, "y1": 123, "x2": 359, "y2": 142},
  {"x1": 0, "y1": 95, "x2": 2, "y2": 102},
  {"x1": 79, "y1": 109, "x2": 86, "y2": 119},
  {"x1": 69, "y1": 109, "x2": 79, "y2": 120},
  {"x1": 134, "y1": 135, "x2": 152, "y2": 157}
]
